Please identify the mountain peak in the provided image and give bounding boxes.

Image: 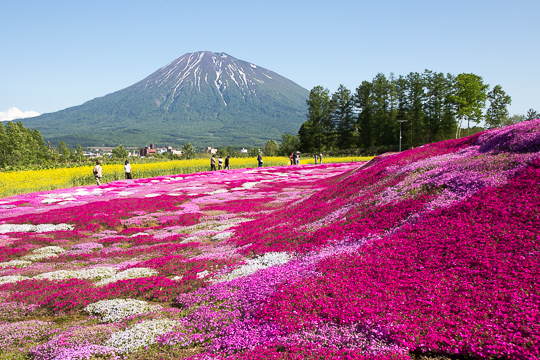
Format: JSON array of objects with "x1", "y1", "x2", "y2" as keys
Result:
[{"x1": 24, "y1": 51, "x2": 309, "y2": 148}]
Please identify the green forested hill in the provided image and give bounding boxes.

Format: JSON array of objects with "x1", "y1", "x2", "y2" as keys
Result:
[{"x1": 24, "y1": 51, "x2": 309, "y2": 148}]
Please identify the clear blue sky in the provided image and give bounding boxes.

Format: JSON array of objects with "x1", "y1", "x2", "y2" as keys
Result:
[{"x1": 1, "y1": 0, "x2": 538, "y2": 118}]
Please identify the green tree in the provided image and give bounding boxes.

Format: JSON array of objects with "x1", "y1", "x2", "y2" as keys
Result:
[
  {"x1": 423, "y1": 70, "x2": 453, "y2": 142},
  {"x1": 507, "y1": 114, "x2": 526, "y2": 125},
  {"x1": 225, "y1": 145, "x2": 240, "y2": 157},
  {"x1": 0, "y1": 121, "x2": 48, "y2": 167},
  {"x1": 279, "y1": 133, "x2": 299, "y2": 156},
  {"x1": 263, "y1": 140, "x2": 279, "y2": 156},
  {"x1": 354, "y1": 81, "x2": 374, "y2": 148},
  {"x1": 332, "y1": 84, "x2": 356, "y2": 150},
  {"x1": 526, "y1": 108, "x2": 540, "y2": 121},
  {"x1": 75, "y1": 144, "x2": 85, "y2": 162},
  {"x1": 111, "y1": 144, "x2": 129, "y2": 158},
  {"x1": 371, "y1": 73, "x2": 394, "y2": 146},
  {"x1": 181, "y1": 143, "x2": 196, "y2": 159},
  {"x1": 304, "y1": 86, "x2": 334, "y2": 153},
  {"x1": 297, "y1": 121, "x2": 316, "y2": 153},
  {"x1": 453, "y1": 73, "x2": 489, "y2": 138},
  {"x1": 57, "y1": 141, "x2": 70, "y2": 161},
  {"x1": 217, "y1": 148, "x2": 228, "y2": 157},
  {"x1": 248, "y1": 147, "x2": 260, "y2": 157},
  {"x1": 485, "y1": 85, "x2": 512, "y2": 128},
  {"x1": 405, "y1": 72, "x2": 426, "y2": 146}
]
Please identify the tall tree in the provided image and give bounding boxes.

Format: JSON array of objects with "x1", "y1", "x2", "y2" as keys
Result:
[
  {"x1": 332, "y1": 85, "x2": 356, "y2": 150},
  {"x1": 75, "y1": 144, "x2": 85, "y2": 162},
  {"x1": 263, "y1": 140, "x2": 279, "y2": 156},
  {"x1": 181, "y1": 143, "x2": 196, "y2": 159},
  {"x1": 485, "y1": 85, "x2": 512, "y2": 128},
  {"x1": 297, "y1": 121, "x2": 316, "y2": 153},
  {"x1": 371, "y1": 73, "x2": 394, "y2": 146},
  {"x1": 279, "y1": 133, "x2": 300, "y2": 156},
  {"x1": 423, "y1": 70, "x2": 451, "y2": 142},
  {"x1": 57, "y1": 141, "x2": 70, "y2": 161},
  {"x1": 526, "y1": 108, "x2": 540, "y2": 121},
  {"x1": 304, "y1": 86, "x2": 334, "y2": 153},
  {"x1": 354, "y1": 81, "x2": 374, "y2": 148},
  {"x1": 453, "y1": 73, "x2": 489, "y2": 138},
  {"x1": 111, "y1": 144, "x2": 129, "y2": 158},
  {"x1": 405, "y1": 72, "x2": 426, "y2": 146}
]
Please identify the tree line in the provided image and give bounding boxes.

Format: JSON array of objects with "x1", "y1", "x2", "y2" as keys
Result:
[{"x1": 298, "y1": 70, "x2": 538, "y2": 154}]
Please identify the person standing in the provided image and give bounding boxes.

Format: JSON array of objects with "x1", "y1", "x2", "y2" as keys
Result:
[
  {"x1": 296, "y1": 152, "x2": 301, "y2": 165},
  {"x1": 224, "y1": 156, "x2": 230, "y2": 170},
  {"x1": 314, "y1": 154, "x2": 318, "y2": 164},
  {"x1": 124, "y1": 160, "x2": 132, "y2": 179},
  {"x1": 257, "y1": 154, "x2": 263, "y2": 167},
  {"x1": 319, "y1": 153, "x2": 323, "y2": 164},
  {"x1": 292, "y1": 152, "x2": 297, "y2": 165},
  {"x1": 290, "y1": 153, "x2": 294, "y2": 165},
  {"x1": 93, "y1": 160, "x2": 103, "y2": 186},
  {"x1": 217, "y1": 156, "x2": 224, "y2": 170},
  {"x1": 210, "y1": 155, "x2": 216, "y2": 171}
]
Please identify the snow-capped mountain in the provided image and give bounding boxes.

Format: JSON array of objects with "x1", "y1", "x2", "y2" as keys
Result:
[{"x1": 24, "y1": 51, "x2": 309, "y2": 148}]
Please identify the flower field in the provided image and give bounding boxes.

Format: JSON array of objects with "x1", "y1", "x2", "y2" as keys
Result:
[
  {"x1": 0, "y1": 120, "x2": 539, "y2": 360},
  {"x1": 0, "y1": 156, "x2": 370, "y2": 198}
]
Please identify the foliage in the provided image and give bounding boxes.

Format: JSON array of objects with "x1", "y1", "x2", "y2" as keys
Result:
[
  {"x1": 0, "y1": 121, "x2": 49, "y2": 168},
  {"x1": 452, "y1": 73, "x2": 489, "y2": 137},
  {"x1": 181, "y1": 143, "x2": 196, "y2": 160},
  {"x1": 248, "y1": 147, "x2": 260, "y2": 157},
  {"x1": 301, "y1": 86, "x2": 334, "y2": 153},
  {"x1": 526, "y1": 108, "x2": 540, "y2": 120},
  {"x1": 111, "y1": 144, "x2": 129, "y2": 159},
  {"x1": 485, "y1": 84, "x2": 512, "y2": 128},
  {"x1": 278, "y1": 133, "x2": 299, "y2": 156},
  {"x1": 297, "y1": 70, "x2": 519, "y2": 154},
  {"x1": 263, "y1": 140, "x2": 279, "y2": 156}
]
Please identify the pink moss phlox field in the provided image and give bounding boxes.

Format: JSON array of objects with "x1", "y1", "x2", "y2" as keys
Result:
[{"x1": 0, "y1": 120, "x2": 539, "y2": 359}]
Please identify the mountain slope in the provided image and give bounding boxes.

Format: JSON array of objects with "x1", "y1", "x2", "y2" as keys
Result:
[{"x1": 24, "y1": 51, "x2": 309, "y2": 148}]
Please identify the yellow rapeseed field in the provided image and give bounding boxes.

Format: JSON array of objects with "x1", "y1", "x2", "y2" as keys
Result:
[{"x1": 0, "y1": 156, "x2": 372, "y2": 198}]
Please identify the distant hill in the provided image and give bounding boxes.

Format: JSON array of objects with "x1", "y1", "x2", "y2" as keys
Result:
[{"x1": 24, "y1": 51, "x2": 309, "y2": 148}]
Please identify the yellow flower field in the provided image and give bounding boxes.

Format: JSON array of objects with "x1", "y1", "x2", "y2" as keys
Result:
[{"x1": 0, "y1": 156, "x2": 372, "y2": 198}]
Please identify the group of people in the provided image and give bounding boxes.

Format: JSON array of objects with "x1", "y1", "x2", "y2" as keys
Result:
[
  {"x1": 210, "y1": 155, "x2": 231, "y2": 171},
  {"x1": 92, "y1": 151, "x2": 324, "y2": 187},
  {"x1": 92, "y1": 160, "x2": 132, "y2": 186}
]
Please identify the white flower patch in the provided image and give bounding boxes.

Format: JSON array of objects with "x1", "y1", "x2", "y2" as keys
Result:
[
  {"x1": 34, "y1": 267, "x2": 117, "y2": 281},
  {"x1": 117, "y1": 191, "x2": 135, "y2": 196},
  {"x1": 0, "y1": 275, "x2": 29, "y2": 284},
  {"x1": 231, "y1": 181, "x2": 260, "y2": 191},
  {"x1": 210, "y1": 232, "x2": 234, "y2": 241},
  {"x1": 22, "y1": 253, "x2": 59, "y2": 261},
  {"x1": 196, "y1": 270, "x2": 210, "y2": 279},
  {"x1": 214, "y1": 252, "x2": 293, "y2": 283},
  {"x1": 34, "y1": 246, "x2": 66, "y2": 255},
  {"x1": 106, "y1": 319, "x2": 177, "y2": 353},
  {"x1": 0, "y1": 259, "x2": 32, "y2": 268},
  {"x1": 145, "y1": 193, "x2": 161, "y2": 198},
  {"x1": 180, "y1": 236, "x2": 200, "y2": 244},
  {"x1": 95, "y1": 267, "x2": 159, "y2": 286},
  {"x1": 22, "y1": 246, "x2": 66, "y2": 261},
  {"x1": 0, "y1": 223, "x2": 74, "y2": 234},
  {"x1": 206, "y1": 189, "x2": 229, "y2": 195},
  {"x1": 85, "y1": 299, "x2": 163, "y2": 323},
  {"x1": 129, "y1": 232, "x2": 150, "y2": 238}
]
